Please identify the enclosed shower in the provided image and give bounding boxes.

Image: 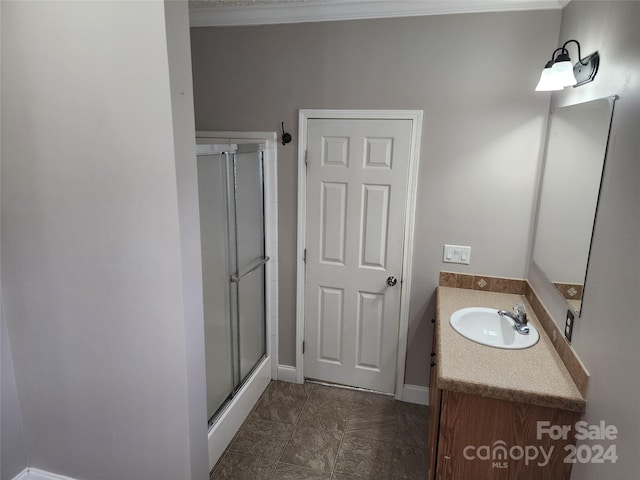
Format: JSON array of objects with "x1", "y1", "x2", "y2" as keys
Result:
[{"x1": 196, "y1": 143, "x2": 269, "y2": 424}]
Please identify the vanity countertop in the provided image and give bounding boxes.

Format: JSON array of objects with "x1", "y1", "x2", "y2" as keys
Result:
[{"x1": 436, "y1": 286, "x2": 586, "y2": 412}]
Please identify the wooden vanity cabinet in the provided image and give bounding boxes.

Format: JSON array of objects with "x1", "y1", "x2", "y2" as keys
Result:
[
  {"x1": 428, "y1": 321, "x2": 581, "y2": 480},
  {"x1": 428, "y1": 319, "x2": 441, "y2": 479}
]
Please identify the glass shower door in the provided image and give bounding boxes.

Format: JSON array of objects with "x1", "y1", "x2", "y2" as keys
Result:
[
  {"x1": 197, "y1": 145, "x2": 267, "y2": 423},
  {"x1": 197, "y1": 152, "x2": 235, "y2": 420},
  {"x1": 230, "y1": 147, "x2": 267, "y2": 382}
]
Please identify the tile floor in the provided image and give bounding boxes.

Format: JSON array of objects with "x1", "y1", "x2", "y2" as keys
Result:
[{"x1": 210, "y1": 381, "x2": 430, "y2": 480}]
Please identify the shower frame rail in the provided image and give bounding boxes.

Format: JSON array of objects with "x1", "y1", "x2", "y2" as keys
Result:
[{"x1": 230, "y1": 256, "x2": 270, "y2": 283}]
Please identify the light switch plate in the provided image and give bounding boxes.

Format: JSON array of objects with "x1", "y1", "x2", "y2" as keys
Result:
[
  {"x1": 565, "y1": 309, "x2": 575, "y2": 342},
  {"x1": 443, "y1": 244, "x2": 471, "y2": 265}
]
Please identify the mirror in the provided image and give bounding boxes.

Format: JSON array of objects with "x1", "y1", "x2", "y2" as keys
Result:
[{"x1": 532, "y1": 96, "x2": 615, "y2": 315}]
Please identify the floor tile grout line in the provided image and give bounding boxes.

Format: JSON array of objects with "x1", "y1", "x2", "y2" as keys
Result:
[
  {"x1": 330, "y1": 400, "x2": 358, "y2": 477},
  {"x1": 387, "y1": 404, "x2": 402, "y2": 480},
  {"x1": 270, "y1": 390, "x2": 310, "y2": 477},
  {"x1": 284, "y1": 384, "x2": 355, "y2": 477},
  {"x1": 275, "y1": 458, "x2": 337, "y2": 478}
]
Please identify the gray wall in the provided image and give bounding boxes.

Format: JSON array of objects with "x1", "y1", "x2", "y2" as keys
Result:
[
  {"x1": 1, "y1": 1, "x2": 206, "y2": 478},
  {"x1": 1, "y1": 310, "x2": 27, "y2": 480},
  {"x1": 190, "y1": 10, "x2": 561, "y2": 384},
  {"x1": 164, "y1": 2, "x2": 210, "y2": 479},
  {"x1": 528, "y1": 1, "x2": 640, "y2": 478}
]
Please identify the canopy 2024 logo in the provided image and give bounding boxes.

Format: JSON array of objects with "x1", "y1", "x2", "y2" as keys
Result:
[{"x1": 462, "y1": 421, "x2": 618, "y2": 469}]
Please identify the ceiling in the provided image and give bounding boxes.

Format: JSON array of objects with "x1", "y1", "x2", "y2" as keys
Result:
[{"x1": 189, "y1": 0, "x2": 570, "y2": 27}]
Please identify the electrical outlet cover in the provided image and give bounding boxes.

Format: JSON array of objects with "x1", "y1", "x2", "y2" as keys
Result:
[{"x1": 565, "y1": 309, "x2": 575, "y2": 342}]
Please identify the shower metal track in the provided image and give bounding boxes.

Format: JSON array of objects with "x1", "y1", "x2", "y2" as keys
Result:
[{"x1": 230, "y1": 256, "x2": 270, "y2": 283}]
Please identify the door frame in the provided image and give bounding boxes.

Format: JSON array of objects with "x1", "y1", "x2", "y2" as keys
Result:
[{"x1": 295, "y1": 110, "x2": 423, "y2": 399}]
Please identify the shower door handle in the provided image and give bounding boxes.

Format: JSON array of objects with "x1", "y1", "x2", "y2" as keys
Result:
[{"x1": 230, "y1": 256, "x2": 270, "y2": 283}]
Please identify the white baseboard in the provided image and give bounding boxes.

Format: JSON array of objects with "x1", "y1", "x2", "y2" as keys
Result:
[
  {"x1": 208, "y1": 356, "x2": 271, "y2": 471},
  {"x1": 402, "y1": 384, "x2": 429, "y2": 405},
  {"x1": 276, "y1": 364, "x2": 299, "y2": 383},
  {"x1": 13, "y1": 468, "x2": 80, "y2": 480}
]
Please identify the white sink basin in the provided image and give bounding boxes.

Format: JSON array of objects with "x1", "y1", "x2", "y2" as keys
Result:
[{"x1": 449, "y1": 307, "x2": 539, "y2": 349}]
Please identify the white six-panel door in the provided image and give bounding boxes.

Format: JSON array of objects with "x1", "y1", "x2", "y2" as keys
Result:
[{"x1": 303, "y1": 117, "x2": 414, "y2": 393}]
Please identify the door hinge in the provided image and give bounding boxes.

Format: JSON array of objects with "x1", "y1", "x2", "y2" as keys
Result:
[
  {"x1": 303, "y1": 341, "x2": 305, "y2": 354},
  {"x1": 303, "y1": 248, "x2": 307, "y2": 263},
  {"x1": 304, "y1": 150, "x2": 309, "y2": 166}
]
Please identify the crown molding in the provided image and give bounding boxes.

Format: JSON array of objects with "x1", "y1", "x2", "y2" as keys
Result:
[{"x1": 189, "y1": 0, "x2": 569, "y2": 27}]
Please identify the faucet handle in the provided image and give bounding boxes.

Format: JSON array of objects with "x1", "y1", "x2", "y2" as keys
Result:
[{"x1": 514, "y1": 303, "x2": 527, "y2": 315}]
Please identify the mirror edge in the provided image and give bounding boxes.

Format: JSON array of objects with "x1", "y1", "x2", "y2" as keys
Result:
[
  {"x1": 531, "y1": 94, "x2": 618, "y2": 317},
  {"x1": 577, "y1": 94, "x2": 618, "y2": 317}
]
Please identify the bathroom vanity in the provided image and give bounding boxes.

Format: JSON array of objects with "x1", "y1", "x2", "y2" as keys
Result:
[{"x1": 429, "y1": 287, "x2": 586, "y2": 480}]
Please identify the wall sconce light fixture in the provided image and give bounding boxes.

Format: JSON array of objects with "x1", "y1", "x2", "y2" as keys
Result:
[{"x1": 535, "y1": 40, "x2": 599, "y2": 91}]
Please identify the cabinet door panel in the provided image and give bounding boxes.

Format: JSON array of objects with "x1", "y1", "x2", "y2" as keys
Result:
[
  {"x1": 437, "y1": 391, "x2": 579, "y2": 480},
  {"x1": 428, "y1": 319, "x2": 441, "y2": 480}
]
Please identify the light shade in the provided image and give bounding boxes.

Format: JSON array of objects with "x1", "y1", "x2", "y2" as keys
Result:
[
  {"x1": 535, "y1": 66, "x2": 563, "y2": 91},
  {"x1": 551, "y1": 59, "x2": 578, "y2": 87}
]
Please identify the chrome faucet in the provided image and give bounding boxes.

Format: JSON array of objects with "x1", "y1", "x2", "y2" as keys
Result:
[{"x1": 498, "y1": 303, "x2": 530, "y2": 335}]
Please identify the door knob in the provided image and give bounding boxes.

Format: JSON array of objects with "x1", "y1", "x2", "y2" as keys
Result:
[{"x1": 386, "y1": 276, "x2": 398, "y2": 287}]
